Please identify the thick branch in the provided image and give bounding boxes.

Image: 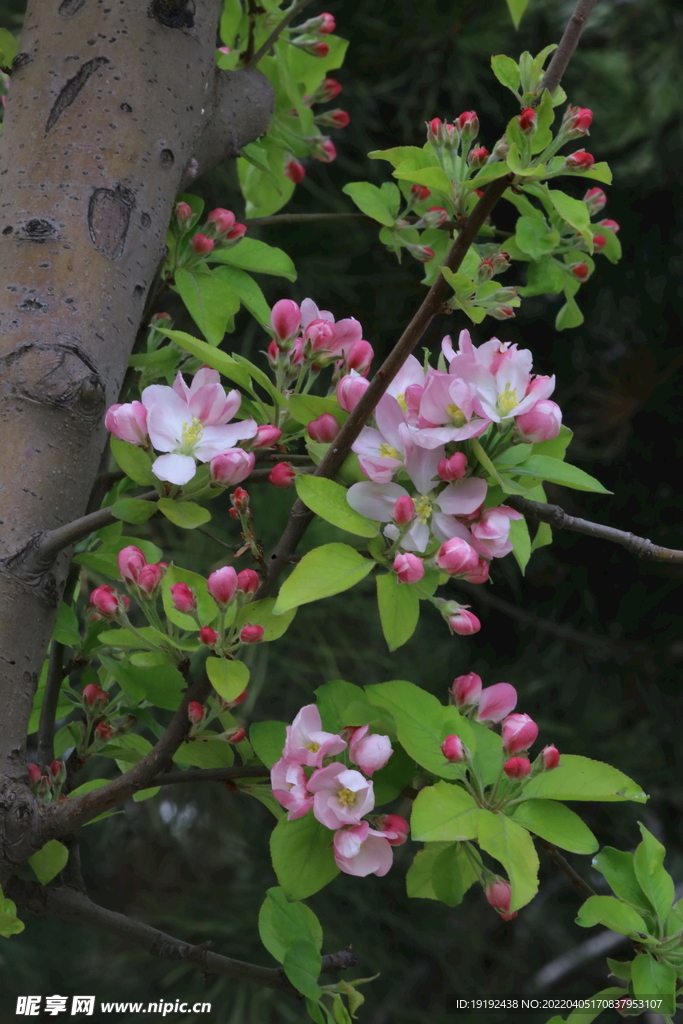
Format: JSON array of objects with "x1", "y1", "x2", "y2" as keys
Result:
[
  {"x1": 246, "y1": 0, "x2": 317, "y2": 70},
  {"x1": 10, "y1": 882, "x2": 356, "y2": 991},
  {"x1": 507, "y1": 496, "x2": 683, "y2": 565},
  {"x1": 539, "y1": 0, "x2": 599, "y2": 96},
  {"x1": 151, "y1": 766, "x2": 270, "y2": 786}
]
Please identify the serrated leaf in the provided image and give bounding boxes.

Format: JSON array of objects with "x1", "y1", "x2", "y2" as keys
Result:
[
  {"x1": 110, "y1": 497, "x2": 157, "y2": 524},
  {"x1": 376, "y1": 574, "x2": 420, "y2": 651},
  {"x1": 341, "y1": 182, "x2": 397, "y2": 227},
  {"x1": 157, "y1": 497, "x2": 211, "y2": 529},
  {"x1": 295, "y1": 476, "x2": 377, "y2": 539},
  {"x1": 510, "y1": 799, "x2": 598, "y2": 854},
  {"x1": 273, "y1": 544, "x2": 374, "y2": 614},
  {"x1": 175, "y1": 267, "x2": 240, "y2": 345},
  {"x1": 522, "y1": 754, "x2": 647, "y2": 803},
  {"x1": 206, "y1": 658, "x2": 250, "y2": 702},
  {"x1": 110, "y1": 437, "x2": 156, "y2": 486},
  {"x1": 491, "y1": 54, "x2": 521, "y2": 93},
  {"x1": 575, "y1": 895, "x2": 649, "y2": 936},
  {"x1": 28, "y1": 840, "x2": 69, "y2": 885},
  {"x1": 478, "y1": 810, "x2": 539, "y2": 911},
  {"x1": 208, "y1": 238, "x2": 297, "y2": 281},
  {"x1": 270, "y1": 815, "x2": 339, "y2": 900},
  {"x1": 411, "y1": 781, "x2": 481, "y2": 842}
]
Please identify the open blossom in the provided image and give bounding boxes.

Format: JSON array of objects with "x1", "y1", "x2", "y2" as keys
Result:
[
  {"x1": 271, "y1": 758, "x2": 314, "y2": 820},
  {"x1": 348, "y1": 725, "x2": 393, "y2": 775},
  {"x1": 471, "y1": 506, "x2": 523, "y2": 559},
  {"x1": 300, "y1": 298, "x2": 365, "y2": 359},
  {"x1": 283, "y1": 705, "x2": 346, "y2": 769},
  {"x1": 308, "y1": 762, "x2": 375, "y2": 829},
  {"x1": 413, "y1": 370, "x2": 491, "y2": 448},
  {"x1": 333, "y1": 822, "x2": 393, "y2": 877}
]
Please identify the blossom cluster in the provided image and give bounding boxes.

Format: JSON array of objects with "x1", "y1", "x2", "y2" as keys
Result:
[
  {"x1": 271, "y1": 705, "x2": 408, "y2": 877},
  {"x1": 266, "y1": 297, "x2": 374, "y2": 384}
]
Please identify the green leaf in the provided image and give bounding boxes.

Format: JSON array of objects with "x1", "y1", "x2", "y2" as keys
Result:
[
  {"x1": 547, "y1": 189, "x2": 592, "y2": 248},
  {"x1": 441, "y1": 267, "x2": 476, "y2": 299},
  {"x1": 431, "y1": 841, "x2": 479, "y2": 907},
  {"x1": 631, "y1": 954, "x2": 676, "y2": 1011},
  {"x1": 556, "y1": 295, "x2": 584, "y2": 331},
  {"x1": 634, "y1": 824, "x2": 675, "y2": 923},
  {"x1": 505, "y1": 0, "x2": 531, "y2": 29},
  {"x1": 491, "y1": 54, "x2": 521, "y2": 94},
  {"x1": 406, "y1": 842, "x2": 452, "y2": 900},
  {"x1": 110, "y1": 437, "x2": 155, "y2": 486},
  {"x1": 208, "y1": 238, "x2": 297, "y2": 281},
  {"x1": 271, "y1": 815, "x2": 339, "y2": 900},
  {"x1": 175, "y1": 267, "x2": 240, "y2": 345},
  {"x1": 251, "y1": 721, "x2": 287, "y2": 769},
  {"x1": 110, "y1": 497, "x2": 157, "y2": 524},
  {"x1": 469, "y1": 720, "x2": 504, "y2": 787},
  {"x1": 0, "y1": 890, "x2": 24, "y2": 937},
  {"x1": 515, "y1": 216, "x2": 560, "y2": 259},
  {"x1": 288, "y1": 393, "x2": 341, "y2": 426},
  {"x1": 0, "y1": 28, "x2": 19, "y2": 65},
  {"x1": 314, "y1": 679, "x2": 376, "y2": 733},
  {"x1": 341, "y1": 182, "x2": 397, "y2": 227},
  {"x1": 295, "y1": 476, "x2": 377, "y2": 539},
  {"x1": 478, "y1": 811, "x2": 539, "y2": 911},
  {"x1": 101, "y1": 657, "x2": 186, "y2": 710},
  {"x1": 509, "y1": 517, "x2": 531, "y2": 573},
  {"x1": 464, "y1": 164, "x2": 512, "y2": 190},
  {"x1": 273, "y1": 544, "x2": 374, "y2": 614},
  {"x1": 522, "y1": 754, "x2": 647, "y2": 803},
  {"x1": 575, "y1": 895, "x2": 649, "y2": 936},
  {"x1": 593, "y1": 226, "x2": 621, "y2": 265},
  {"x1": 606, "y1": 958, "x2": 632, "y2": 981},
  {"x1": 172, "y1": 738, "x2": 235, "y2": 769},
  {"x1": 534, "y1": 425, "x2": 572, "y2": 461},
  {"x1": 393, "y1": 166, "x2": 453, "y2": 194},
  {"x1": 559, "y1": 160, "x2": 613, "y2": 185},
  {"x1": 235, "y1": 599, "x2": 297, "y2": 642},
  {"x1": 206, "y1": 658, "x2": 250, "y2": 703},
  {"x1": 161, "y1": 564, "x2": 218, "y2": 630},
  {"x1": 258, "y1": 886, "x2": 323, "y2": 965},
  {"x1": 158, "y1": 497, "x2": 211, "y2": 529},
  {"x1": 28, "y1": 840, "x2": 69, "y2": 885},
  {"x1": 519, "y1": 256, "x2": 565, "y2": 297},
  {"x1": 411, "y1": 781, "x2": 481, "y2": 842},
  {"x1": 376, "y1": 574, "x2": 420, "y2": 651},
  {"x1": 283, "y1": 941, "x2": 323, "y2": 1000},
  {"x1": 210, "y1": 265, "x2": 271, "y2": 324},
  {"x1": 232, "y1": 352, "x2": 287, "y2": 407},
  {"x1": 52, "y1": 602, "x2": 81, "y2": 647},
  {"x1": 366, "y1": 680, "x2": 474, "y2": 781},
  {"x1": 133, "y1": 786, "x2": 161, "y2": 802},
  {"x1": 510, "y1": 799, "x2": 598, "y2": 854},
  {"x1": 373, "y1": 744, "x2": 417, "y2": 806},
  {"x1": 158, "y1": 329, "x2": 253, "y2": 391},
  {"x1": 368, "y1": 145, "x2": 430, "y2": 168},
  {"x1": 510, "y1": 455, "x2": 610, "y2": 493},
  {"x1": 592, "y1": 847, "x2": 652, "y2": 914}
]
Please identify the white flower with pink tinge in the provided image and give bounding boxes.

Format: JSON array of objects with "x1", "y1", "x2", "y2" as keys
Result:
[
  {"x1": 352, "y1": 394, "x2": 442, "y2": 486},
  {"x1": 135, "y1": 368, "x2": 257, "y2": 485},
  {"x1": 307, "y1": 762, "x2": 374, "y2": 830},
  {"x1": 333, "y1": 822, "x2": 393, "y2": 877},
  {"x1": 300, "y1": 297, "x2": 365, "y2": 357},
  {"x1": 348, "y1": 726, "x2": 393, "y2": 776},
  {"x1": 282, "y1": 704, "x2": 347, "y2": 769},
  {"x1": 413, "y1": 369, "x2": 491, "y2": 449},
  {"x1": 270, "y1": 758, "x2": 314, "y2": 820}
]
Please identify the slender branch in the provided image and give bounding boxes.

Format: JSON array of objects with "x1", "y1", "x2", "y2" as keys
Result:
[
  {"x1": 538, "y1": 840, "x2": 597, "y2": 899},
  {"x1": 37, "y1": 642, "x2": 65, "y2": 771},
  {"x1": 245, "y1": 0, "x2": 317, "y2": 70},
  {"x1": 257, "y1": 174, "x2": 513, "y2": 598},
  {"x1": 247, "y1": 212, "x2": 370, "y2": 226},
  {"x1": 506, "y1": 496, "x2": 683, "y2": 565},
  {"x1": 150, "y1": 766, "x2": 270, "y2": 786},
  {"x1": 539, "y1": 0, "x2": 599, "y2": 97},
  {"x1": 9, "y1": 882, "x2": 357, "y2": 991}
]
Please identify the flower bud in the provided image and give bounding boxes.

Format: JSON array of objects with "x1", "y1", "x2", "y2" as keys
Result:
[
  {"x1": 476, "y1": 682, "x2": 517, "y2": 723},
  {"x1": 441, "y1": 734, "x2": 468, "y2": 762},
  {"x1": 504, "y1": 756, "x2": 531, "y2": 779},
  {"x1": 418, "y1": 206, "x2": 448, "y2": 228},
  {"x1": 502, "y1": 713, "x2": 538, "y2": 754},
  {"x1": 308, "y1": 413, "x2": 340, "y2": 442},
  {"x1": 583, "y1": 187, "x2": 607, "y2": 215},
  {"x1": 207, "y1": 207, "x2": 236, "y2": 235},
  {"x1": 117, "y1": 545, "x2": 146, "y2": 583},
  {"x1": 49, "y1": 759, "x2": 66, "y2": 784},
  {"x1": 240, "y1": 623, "x2": 264, "y2": 644},
  {"x1": 337, "y1": 372, "x2": 370, "y2": 412},
  {"x1": 295, "y1": 38, "x2": 330, "y2": 57},
  {"x1": 565, "y1": 150, "x2": 595, "y2": 171},
  {"x1": 304, "y1": 318, "x2": 336, "y2": 351},
  {"x1": 444, "y1": 605, "x2": 481, "y2": 636},
  {"x1": 541, "y1": 745, "x2": 560, "y2": 770},
  {"x1": 267, "y1": 340, "x2": 279, "y2": 366},
  {"x1": 314, "y1": 77, "x2": 343, "y2": 102},
  {"x1": 174, "y1": 201, "x2": 193, "y2": 225},
  {"x1": 468, "y1": 146, "x2": 490, "y2": 167},
  {"x1": 406, "y1": 244, "x2": 435, "y2": 263},
  {"x1": 463, "y1": 557, "x2": 490, "y2": 585},
  {"x1": 190, "y1": 233, "x2": 215, "y2": 255},
  {"x1": 410, "y1": 184, "x2": 431, "y2": 201},
  {"x1": 253, "y1": 424, "x2": 283, "y2": 448},
  {"x1": 437, "y1": 452, "x2": 468, "y2": 481},
  {"x1": 375, "y1": 813, "x2": 410, "y2": 846},
  {"x1": 210, "y1": 449, "x2": 255, "y2": 486},
  {"x1": 225, "y1": 222, "x2": 247, "y2": 243},
  {"x1": 231, "y1": 486, "x2": 250, "y2": 511},
  {"x1": 344, "y1": 339, "x2": 374, "y2": 375},
  {"x1": 136, "y1": 562, "x2": 165, "y2": 597},
  {"x1": 224, "y1": 726, "x2": 247, "y2": 743},
  {"x1": 515, "y1": 399, "x2": 562, "y2": 443},
  {"x1": 457, "y1": 110, "x2": 479, "y2": 140},
  {"x1": 311, "y1": 136, "x2": 336, "y2": 162},
  {"x1": 518, "y1": 107, "x2": 537, "y2": 134},
  {"x1": 268, "y1": 462, "x2": 295, "y2": 487},
  {"x1": 564, "y1": 105, "x2": 593, "y2": 138},
  {"x1": 393, "y1": 552, "x2": 425, "y2": 584},
  {"x1": 285, "y1": 158, "x2": 306, "y2": 184},
  {"x1": 317, "y1": 12, "x2": 335, "y2": 32},
  {"x1": 95, "y1": 722, "x2": 114, "y2": 742},
  {"x1": 199, "y1": 627, "x2": 218, "y2": 647},
  {"x1": 476, "y1": 258, "x2": 496, "y2": 284},
  {"x1": 271, "y1": 298, "x2": 301, "y2": 344},
  {"x1": 435, "y1": 538, "x2": 479, "y2": 576},
  {"x1": 569, "y1": 261, "x2": 591, "y2": 280},
  {"x1": 27, "y1": 763, "x2": 43, "y2": 786},
  {"x1": 592, "y1": 233, "x2": 607, "y2": 252},
  {"x1": 451, "y1": 672, "x2": 482, "y2": 709},
  {"x1": 598, "y1": 218, "x2": 620, "y2": 233},
  {"x1": 90, "y1": 585, "x2": 124, "y2": 619},
  {"x1": 315, "y1": 108, "x2": 350, "y2": 129},
  {"x1": 105, "y1": 401, "x2": 148, "y2": 445},
  {"x1": 207, "y1": 566, "x2": 238, "y2": 608},
  {"x1": 485, "y1": 878, "x2": 517, "y2": 920},
  {"x1": 426, "y1": 117, "x2": 443, "y2": 143},
  {"x1": 170, "y1": 582, "x2": 197, "y2": 614},
  {"x1": 226, "y1": 688, "x2": 248, "y2": 709},
  {"x1": 82, "y1": 683, "x2": 109, "y2": 709},
  {"x1": 388, "y1": 496, "x2": 412, "y2": 526},
  {"x1": 236, "y1": 569, "x2": 260, "y2": 595},
  {"x1": 188, "y1": 701, "x2": 205, "y2": 724}
]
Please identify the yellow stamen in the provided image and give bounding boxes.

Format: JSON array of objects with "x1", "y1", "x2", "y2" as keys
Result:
[
  {"x1": 396, "y1": 392, "x2": 408, "y2": 412},
  {"x1": 337, "y1": 787, "x2": 357, "y2": 806},
  {"x1": 180, "y1": 417, "x2": 204, "y2": 451},
  {"x1": 305, "y1": 741, "x2": 321, "y2": 753},
  {"x1": 379, "y1": 443, "x2": 401, "y2": 459},
  {"x1": 446, "y1": 402, "x2": 466, "y2": 427},
  {"x1": 497, "y1": 384, "x2": 519, "y2": 416},
  {"x1": 414, "y1": 495, "x2": 432, "y2": 524}
]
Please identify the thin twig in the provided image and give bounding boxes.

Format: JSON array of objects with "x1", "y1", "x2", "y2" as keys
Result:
[
  {"x1": 245, "y1": 0, "x2": 317, "y2": 70},
  {"x1": 37, "y1": 642, "x2": 65, "y2": 771},
  {"x1": 538, "y1": 840, "x2": 598, "y2": 899},
  {"x1": 150, "y1": 766, "x2": 270, "y2": 786},
  {"x1": 245, "y1": 211, "x2": 511, "y2": 237},
  {"x1": 9, "y1": 882, "x2": 357, "y2": 991},
  {"x1": 507, "y1": 496, "x2": 683, "y2": 565},
  {"x1": 539, "y1": 0, "x2": 600, "y2": 97}
]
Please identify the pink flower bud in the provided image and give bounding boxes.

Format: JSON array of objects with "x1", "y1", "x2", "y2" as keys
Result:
[
  {"x1": 253, "y1": 424, "x2": 283, "y2": 448},
  {"x1": 518, "y1": 107, "x2": 537, "y2": 134},
  {"x1": 564, "y1": 105, "x2": 593, "y2": 138},
  {"x1": 441, "y1": 734, "x2": 468, "y2": 762},
  {"x1": 420, "y1": 206, "x2": 448, "y2": 227},
  {"x1": 476, "y1": 258, "x2": 496, "y2": 284},
  {"x1": 231, "y1": 486, "x2": 250, "y2": 511},
  {"x1": 437, "y1": 452, "x2": 468, "y2": 481},
  {"x1": 337, "y1": 373, "x2": 370, "y2": 412},
  {"x1": 451, "y1": 672, "x2": 482, "y2": 708},
  {"x1": 344, "y1": 339, "x2": 374, "y2": 375},
  {"x1": 82, "y1": 683, "x2": 108, "y2": 709},
  {"x1": 226, "y1": 222, "x2": 247, "y2": 242},
  {"x1": 285, "y1": 158, "x2": 306, "y2": 184},
  {"x1": 95, "y1": 722, "x2": 113, "y2": 742},
  {"x1": 598, "y1": 218, "x2": 620, "y2": 233},
  {"x1": 190, "y1": 233, "x2": 215, "y2": 255},
  {"x1": 105, "y1": 401, "x2": 148, "y2": 445},
  {"x1": 188, "y1": 701, "x2": 205, "y2": 724},
  {"x1": 316, "y1": 108, "x2": 350, "y2": 129},
  {"x1": 137, "y1": 562, "x2": 165, "y2": 597},
  {"x1": 200, "y1": 626, "x2": 219, "y2": 646},
  {"x1": 209, "y1": 449, "x2": 255, "y2": 486},
  {"x1": 375, "y1": 813, "x2": 410, "y2": 846},
  {"x1": 446, "y1": 607, "x2": 481, "y2": 636},
  {"x1": 49, "y1": 759, "x2": 65, "y2": 782},
  {"x1": 435, "y1": 537, "x2": 479, "y2": 576},
  {"x1": 236, "y1": 569, "x2": 260, "y2": 595},
  {"x1": 308, "y1": 413, "x2": 340, "y2": 442},
  {"x1": 471, "y1": 506, "x2": 522, "y2": 559},
  {"x1": 407, "y1": 244, "x2": 435, "y2": 263},
  {"x1": 240, "y1": 623, "x2": 264, "y2": 644},
  {"x1": 485, "y1": 878, "x2": 517, "y2": 921},
  {"x1": 393, "y1": 552, "x2": 425, "y2": 584},
  {"x1": 570, "y1": 261, "x2": 591, "y2": 280},
  {"x1": 463, "y1": 557, "x2": 490, "y2": 585},
  {"x1": 117, "y1": 545, "x2": 146, "y2": 583},
  {"x1": 207, "y1": 207, "x2": 236, "y2": 236},
  {"x1": 541, "y1": 745, "x2": 560, "y2": 770},
  {"x1": 476, "y1": 682, "x2": 517, "y2": 723},
  {"x1": 271, "y1": 298, "x2": 301, "y2": 343},
  {"x1": 316, "y1": 77, "x2": 342, "y2": 101},
  {"x1": 170, "y1": 582, "x2": 197, "y2": 614},
  {"x1": 268, "y1": 462, "x2": 295, "y2": 487},
  {"x1": 392, "y1": 495, "x2": 415, "y2": 525},
  {"x1": 468, "y1": 145, "x2": 490, "y2": 167},
  {"x1": 224, "y1": 726, "x2": 247, "y2": 743},
  {"x1": 304, "y1": 318, "x2": 336, "y2": 351},
  {"x1": 267, "y1": 340, "x2": 279, "y2": 365},
  {"x1": 457, "y1": 110, "x2": 479, "y2": 139},
  {"x1": 592, "y1": 233, "x2": 607, "y2": 252},
  {"x1": 348, "y1": 725, "x2": 393, "y2": 775},
  {"x1": 207, "y1": 566, "x2": 238, "y2": 607},
  {"x1": 583, "y1": 187, "x2": 607, "y2": 214},
  {"x1": 515, "y1": 399, "x2": 562, "y2": 443},
  {"x1": 504, "y1": 756, "x2": 531, "y2": 779},
  {"x1": 502, "y1": 713, "x2": 538, "y2": 754},
  {"x1": 426, "y1": 117, "x2": 443, "y2": 142},
  {"x1": 565, "y1": 150, "x2": 595, "y2": 171},
  {"x1": 410, "y1": 184, "x2": 431, "y2": 201},
  {"x1": 27, "y1": 763, "x2": 42, "y2": 785},
  {"x1": 227, "y1": 688, "x2": 248, "y2": 708},
  {"x1": 174, "y1": 201, "x2": 193, "y2": 225},
  {"x1": 318, "y1": 12, "x2": 335, "y2": 32},
  {"x1": 90, "y1": 585, "x2": 123, "y2": 619},
  {"x1": 312, "y1": 137, "x2": 336, "y2": 162}
]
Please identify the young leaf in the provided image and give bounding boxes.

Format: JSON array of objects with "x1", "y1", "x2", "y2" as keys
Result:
[
  {"x1": 556, "y1": 295, "x2": 584, "y2": 331},
  {"x1": 210, "y1": 264, "x2": 271, "y2": 324},
  {"x1": 592, "y1": 847, "x2": 652, "y2": 914},
  {"x1": 206, "y1": 658, "x2": 250, "y2": 703},
  {"x1": 631, "y1": 953, "x2": 676, "y2": 1011},
  {"x1": 235, "y1": 599, "x2": 297, "y2": 642},
  {"x1": 411, "y1": 781, "x2": 481, "y2": 842},
  {"x1": 505, "y1": 0, "x2": 531, "y2": 29},
  {"x1": 469, "y1": 720, "x2": 504, "y2": 788},
  {"x1": 288, "y1": 393, "x2": 341, "y2": 425},
  {"x1": 270, "y1": 815, "x2": 339, "y2": 900},
  {"x1": 510, "y1": 799, "x2": 598, "y2": 854},
  {"x1": 0, "y1": 28, "x2": 19, "y2": 65},
  {"x1": 158, "y1": 329, "x2": 253, "y2": 391},
  {"x1": 491, "y1": 54, "x2": 521, "y2": 94},
  {"x1": 295, "y1": 476, "x2": 378, "y2": 539},
  {"x1": 258, "y1": 887, "x2": 323, "y2": 965},
  {"x1": 161, "y1": 564, "x2": 218, "y2": 630},
  {"x1": 273, "y1": 544, "x2": 375, "y2": 614},
  {"x1": 110, "y1": 437, "x2": 156, "y2": 486},
  {"x1": 547, "y1": 189, "x2": 593, "y2": 248},
  {"x1": 431, "y1": 841, "x2": 479, "y2": 907},
  {"x1": 633, "y1": 824, "x2": 675, "y2": 924},
  {"x1": 0, "y1": 890, "x2": 24, "y2": 937},
  {"x1": 341, "y1": 182, "x2": 397, "y2": 227},
  {"x1": 514, "y1": 216, "x2": 560, "y2": 260},
  {"x1": 575, "y1": 895, "x2": 649, "y2": 936},
  {"x1": 208, "y1": 238, "x2": 297, "y2": 281},
  {"x1": 52, "y1": 602, "x2": 81, "y2": 647},
  {"x1": 250, "y1": 721, "x2": 287, "y2": 769},
  {"x1": 393, "y1": 166, "x2": 453, "y2": 193},
  {"x1": 158, "y1": 498, "x2": 211, "y2": 529},
  {"x1": 110, "y1": 497, "x2": 157, "y2": 524},
  {"x1": 406, "y1": 842, "x2": 453, "y2": 900},
  {"x1": 510, "y1": 455, "x2": 610, "y2": 493},
  {"x1": 172, "y1": 739, "x2": 235, "y2": 769},
  {"x1": 28, "y1": 840, "x2": 69, "y2": 885},
  {"x1": 478, "y1": 810, "x2": 539, "y2": 911},
  {"x1": 102, "y1": 658, "x2": 186, "y2": 711},
  {"x1": 508, "y1": 517, "x2": 531, "y2": 573},
  {"x1": 283, "y1": 941, "x2": 323, "y2": 1001},
  {"x1": 376, "y1": 574, "x2": 420, "y2": 651},
  {"x1": 522, "y1": 754, "x2": 647, "y2": 803},
  {"x1": 175, "y1": 267, "x2": 240, "y2": 345}
]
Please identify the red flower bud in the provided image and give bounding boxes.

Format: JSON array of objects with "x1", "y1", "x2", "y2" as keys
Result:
[
  {"x1": 225, "y1": 222, "x2": 247, "y2": 242},
  {"x1": 564, "y1": 105, "x2": 593, "y2": 138},
  {"x1": 236, "y1": 569, "x2": 260, "y2": 595},
  {"x1": 224, "y1": 726, "x2": 247, "y2": 744},
  {"x1": 188, "y1": 701, "x2": 205, "y2": 724},
  {"x1": 95, "y1": 722, "x2": 114, "y2": 742},
  {"x1": 569, "y1": 261, "x2": 590, "y2": 280},
  {"x1": 441, "y1": 734, "x2": 468, "y2": 763},
  {"x1": 375, "y1": 813, "x2": 410, "y2": 846},
  {"x1": 199, "y1": 626, "x2": 219, "y2": 647},
  {"x1": 451, "y1": 672, "x2": 482, "y2": 708},
  {"x1": 315, "y1": 78, "x2": 342, "y2": 102},
  {"x1": 285, "y1": 158, "x2": 306, "y2": 184},
  {"x1": 240, "y1": 624, "x2": 264, "y2": 644},
  {"x1": 231, "y1": 486, "x2": 250, "y2": 511},
  {"x1": 268, "y1": 462, "x2": 295, "y2": 487},
  {"x1": 565, "y1": 150, "x2": 595, "y2": 171},
  {"x1": 485, "y1": 878, "x2": 517, "y2": 921},
  {"x1": 82, "y1": 683, "x2": 109, "y2": 709},
  {"x1": 253, "y1": 424, "x2": 283, "y2": 448},
  {"x1": 410, "y1": 184, "x2": 431, "y2": 201},
  {"x1": 90, "y1": 585, "x2": 124, "y2": 619},
  {"x1": 457, "y1": 110, "x2": 479, "y2": 139},
  {"x1": 27, "y1": 763, "x2": 42, "y2": 786},
  {"x1": 541, "y1": 745, "x2": 560, "y2": 770},
  {"x1": 598, "y1": 218, "x2": 620, "y2": 233},
  {"x1": 504, "y1": 756, "x2": 532, "y2": 779},
  {"x1": 170, "y1": 582, "x2": 197, "y2": 614},
  {"x1": 468, "y1": 146, "x2": 490, "y2": 167},
  {"x1": 190, "y1": 233, "x2": 215, "y2": 255},
  {"x1": 437, "y1": 452, "x2": 468, "y2": 481},
  {"x1": 227, "y1": 688, "x2": 248, "y2": 709},
  {"x1": 393, "y1": 552, "x2": 424, "y2": 584},
  {"x1": 207, "y1": 207, "x2": 236, "y2": 236},
  {"x1": 583, "y1": 187, "x2": 607, "y2": 214},
  {"x1": 592, "y1": 233, "x2": 607, "y2": 252},
  {"x1": 308, "y1": 413, "x2": 340, "y2": 442},
  {"x1": 518, "y1": 107, "x2": 537, "y2": 134}
]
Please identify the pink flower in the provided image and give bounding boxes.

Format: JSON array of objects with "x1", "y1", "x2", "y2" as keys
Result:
[
  {"x1": 308, "y1": 762, "x2": 375, "y2": 829},
  {"x1": 374, "y1": 814, "x2": 410, "y2": 846},
  {"x1": 393, "y1": 552, "x2": 424, "y2": 584},
  {"x1": 541, "y1": 745, "x2": 561, "y2": 770},
  {"x1": 283, "y1": 705, "x2": 347, "y2": 768},
  {"x1": 515, "y1": 400, "x2": 562, "y2": 443},
  {"x1": 504, "y1": 756, "x2": 531, "y2": 779},
  {"x1": 414, "y1": 371, "x2": 491, "y2": 448},
  {"x1": 348, "y1": 726, "x2": 393, "y2": 775},
  {"x1": 105, "y1": 401, "x2": 149, "y2": 445},
  {"x1": 333, "y1": 822, "x2": 393, "y2": 877},
  {"x1": 117, "y1": 545, "x2": 146, "y2": 583},
  {"x1": 502, "y1": 713, "x2": 538, "y2": 754},
  {"x1": 451, "y1": 672, "x2": 482, "y2": 708},
  {"x1": 207, "y1": 566, "x2": 238, "y2": 607},
  {"x1": 308, "y1": 413, "x2": 340, "y2": 442},
  {"x1": 207, "y1": 207, "x2": 236, "y2": 235},
  {"x1": 485, "y1": 878, "x2": 517, "y2": 921},
  {"x1": 337, "y1": 372, "x2": 370, "y2": 412},
  {"x1": 271, "y1": 299, "x2": 301, "y2": 343},
  {"x1": 210, "y1": 449, "x2": 255, "y2": 486},
  {"x1": 441, "y1": 734, "x2": 468, "y2": 762},
  {"x1": 476, "y1": 683, "x2": 517, "y2": 723},
  {"x1": 268, "y1": 462, "x2": 295, "y2": 487},
  {"x1": 271, "y1": 758, "x2": 314, "y2": 820},
  {"x1": 434, "y1": 537, "x2": 480, "y2": 576},
  {"x1": 471, "y1": 506, "x2": 523, "y2": 559}
]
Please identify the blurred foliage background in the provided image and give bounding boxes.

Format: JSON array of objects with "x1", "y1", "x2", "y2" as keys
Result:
[{"x1": 2, "y1": 0, "x2": 683, "y2": 1020}]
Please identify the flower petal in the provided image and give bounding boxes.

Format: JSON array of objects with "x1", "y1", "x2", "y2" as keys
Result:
[{"x1": 151, "y1": 453, "x2": 197, "y2": 485}]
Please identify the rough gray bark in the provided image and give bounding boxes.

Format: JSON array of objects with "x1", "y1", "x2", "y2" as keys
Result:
[{"x1": 0, "y1": 0, "x2": 272, "y2": 879}]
